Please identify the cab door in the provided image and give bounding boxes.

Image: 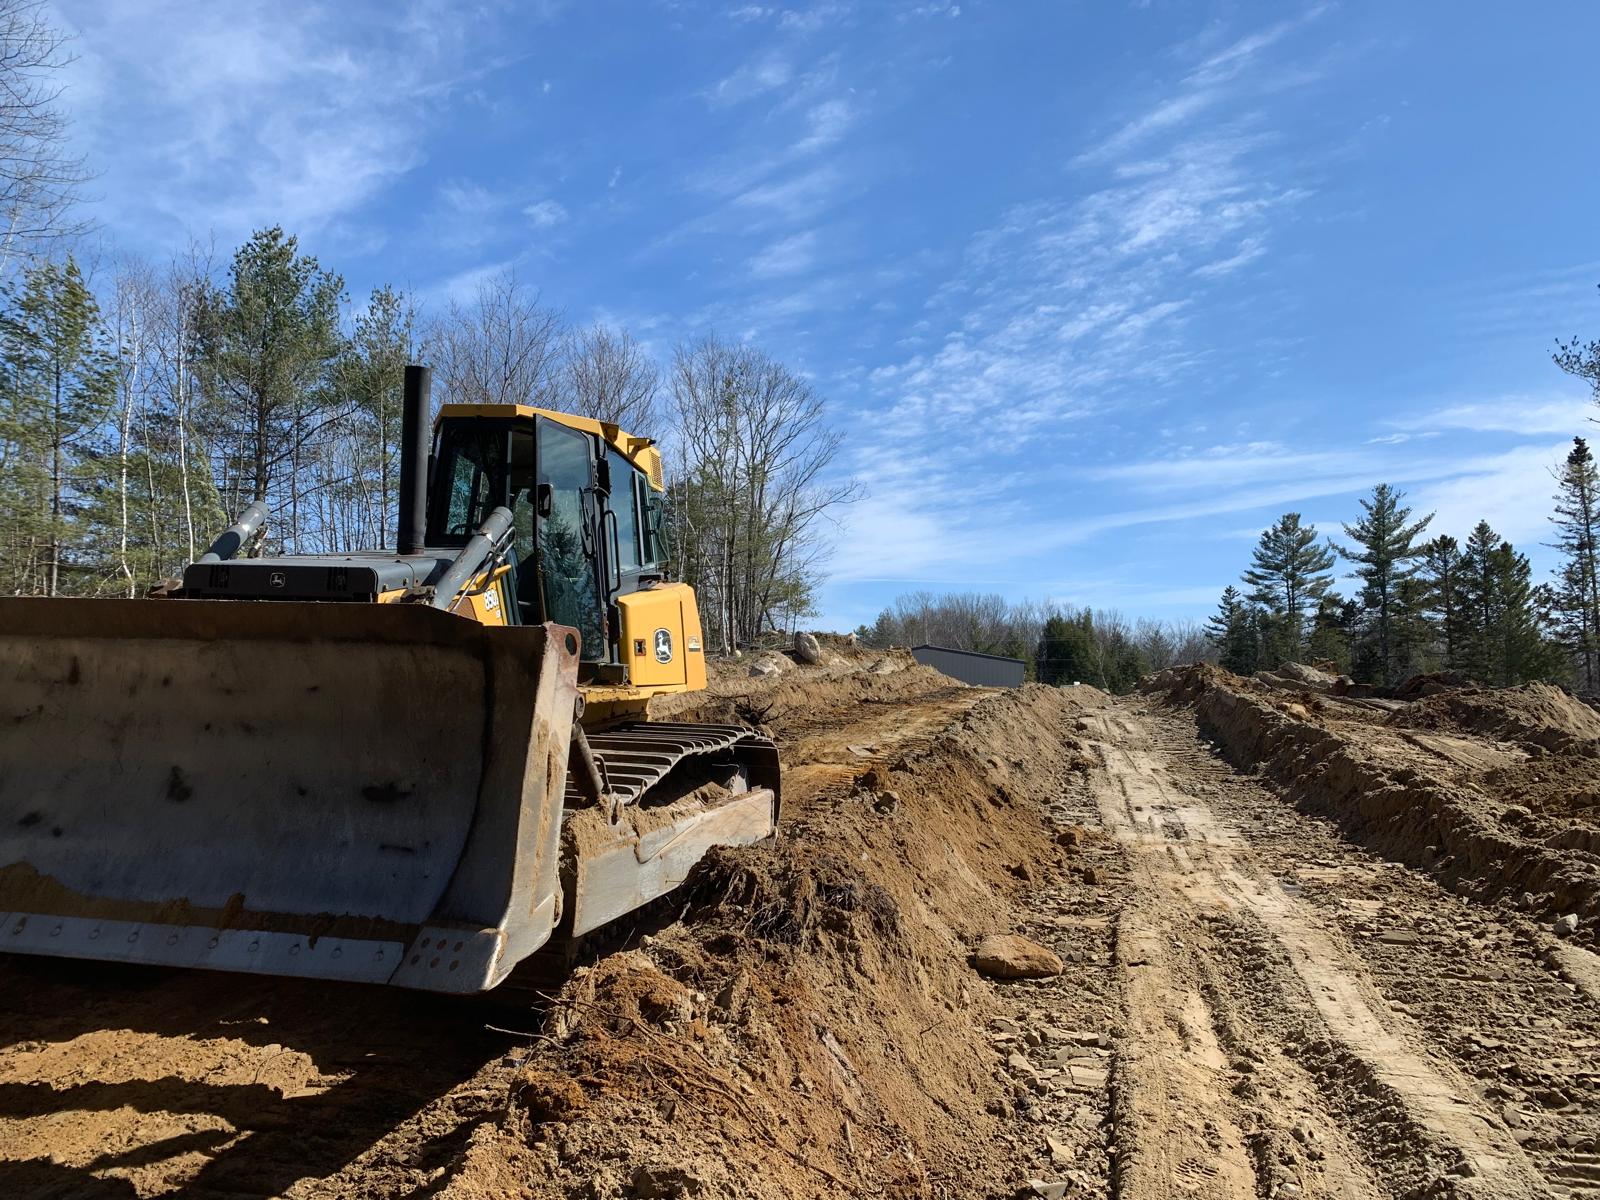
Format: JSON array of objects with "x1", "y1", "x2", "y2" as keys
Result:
[{"x1": 536, "y1": 418, "x2": 605, "y2": 662}]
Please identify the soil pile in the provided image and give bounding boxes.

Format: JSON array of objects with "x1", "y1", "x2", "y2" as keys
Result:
[
  {"x1": 441, "y1": 681, "x2": 1089, "y2": 1199},
  {"x1": 1388, "y1": 681, "x2": 1600, "y2": 753},
  {"x1": 1144, "y1": 664, "x2": 1600, "y2": 939}
]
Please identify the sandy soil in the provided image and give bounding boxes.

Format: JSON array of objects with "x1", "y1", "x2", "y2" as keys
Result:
[{"x1": 2, "y1": 655, "x2": 1598, "y2": 1198}]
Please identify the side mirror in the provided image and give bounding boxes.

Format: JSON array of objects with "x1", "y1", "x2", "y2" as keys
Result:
[
  {"x1": 596, "y1": 458, "x2": 612, "y2": 494},
  {"x1": 536, "y1": 482, "x2": 554, "y2": 517}
]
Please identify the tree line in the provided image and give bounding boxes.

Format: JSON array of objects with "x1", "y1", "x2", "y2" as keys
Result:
[
  {"x1": 1207, "y1": 437, "x2": 1600, "y2": 691},
  {"x1": 0, "y1": 231, "x2": 855, "y2": 649},
  {"x1": 858, "y1": 590, "x2": 1215, "y2": 693}
]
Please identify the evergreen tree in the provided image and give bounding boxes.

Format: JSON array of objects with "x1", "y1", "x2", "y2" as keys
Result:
[
  {"x1": 338, "y1": 285, "x2": 416, "y2": 550},
  {"x1": 1550, "y1": 437, "x2": 1600, "y2": 690},
  {"x1": 1459, "y1": 521, "x2": 1564, "y2": 685},
  {"x1": 1304, "y1": 594, "x2": 1355, "y2": 673},
  {"x1": 1388, "y1": 575, "x2": 1437, "y2": 682},
  {"x1": 194, "y1": 226, "x2": 346, "y2": 552},
  {"x1": 1418, "y1": 535, "x2": 1466, "y2": 670},
  {"x1": 1037, "y1": 610, "x2": 1095, "y2": 686},
  {"x1": 1205, "y1": 586, "x2": 1267, "y2": 674},
  {"x1": 1241, "y1": 512, "x2": 1335, "y2": 660},
  {"x1": 0, "y1": 256, "x2": 117, "y2": 595},
  {"x1": 1555, "y1": 302, "x2": 1600, "y2": 403},
  {"x1": 1333, "y1": 483, "x2": 1434, "y2": 684}
]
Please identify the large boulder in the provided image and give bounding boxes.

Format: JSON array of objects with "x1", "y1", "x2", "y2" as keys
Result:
[
  {"x1": 972, "y1": 933, "x2": 1064, "y2": 980},
  {"x1": 793, "y1": 631, "x2": 823, "y2": 664}
]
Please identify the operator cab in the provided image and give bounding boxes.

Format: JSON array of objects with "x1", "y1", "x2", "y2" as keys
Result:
[{"x1": 425, "y1": 409, "x2": 669, "y2": 669}]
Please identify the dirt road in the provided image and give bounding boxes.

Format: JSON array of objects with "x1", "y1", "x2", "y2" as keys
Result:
[{"x1": 1, "y1": 655, "x2": 1598, "y2": 1198}]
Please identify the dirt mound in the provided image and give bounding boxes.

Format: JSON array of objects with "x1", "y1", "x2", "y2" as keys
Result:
[
  {"x1": 1160, "y1": 671, "x2": 1600, "y2": 941},
  {"x1": 438, "y1": 681, "x2": 1090, "y2": 1199},
  {"x1": 1393, "y1": 670, "x2": 1475, "y2": 699},
  {"x1": 657, "y1": 648, "x2": 953, "y2": 732},
  {"x1": 1388, "y1": 682, "x2": 1600, "y2": 753}
]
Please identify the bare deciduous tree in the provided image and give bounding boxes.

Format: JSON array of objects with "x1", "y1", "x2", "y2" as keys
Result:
[
  {"x1": 667, "y1": 335, "x2": 860, "y2": 651},
  {"x1": 565, "y1": 322, "x2": 658, "y2": 431},
  {"x1": 426, "y1": 271, "x2": 563, "y2": 407},
  {"x1": 0, "y1": 1, "x2": 89, "y2": 273}
]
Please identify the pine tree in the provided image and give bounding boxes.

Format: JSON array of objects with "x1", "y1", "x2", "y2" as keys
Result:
[
  {"x1": 1550, "y1": 437, "x2": 1600, "y2": 690},
  {"x1": 1036, "y1": 611, "x2": 1095, "y2": 686},
  {"x1": 1418, "y1": 535, "x2": 1465, "y2": 670},
  {"x1": 1206, "y1": 586, "x2": 1263, "y2": 675},
  {"x1": 1460, "y1": 521, "x2": 1564, "y2": 685},
  {"x1": 1555, "y1": 300, "x2": 1600, "y2": 402},
  {"x1": 331, "y1": 286, "x2": 416, "y2": 550},
  {"x1": 1333, "y1": 484, "x2": 1434, "y2": 685},
  {"x1": 194, "y1": 227, "x2": 346, "y2": 552},
  {"x1": 0, "y1": 256, "x2": 118, "y2": 595},
  {"x1": 1304, "y1": 594, "x2": 1355, "y2": 673},
  {"x1": 1241, "y1": 512, "x2": 1335, "y2": 660}
]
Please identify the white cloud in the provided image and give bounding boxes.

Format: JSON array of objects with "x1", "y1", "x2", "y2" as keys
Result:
[
  {"x1": 794, "y1": 98, "x2": 855, "y2": 152},
  {"x1": 748, "y1": 230, "x2": 819, "y2": 277},
  {"x1": 523, "y1": 199, "x2": 569, "y2": 228},
  {"x1": 705, "y1": 52, "x2": 794, "y2": 107},
  {"x1": 1407, "y1": 443, "x2": 1568, "y2": 546},
  {"x1": 56, "y1": 0, "x2": 534, "y2": 244},
  {"x1": 1390, "y1": 393, "x2": 1595, "y2": 436}
]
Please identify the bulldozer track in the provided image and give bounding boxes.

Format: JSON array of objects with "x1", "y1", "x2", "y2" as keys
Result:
[{"x1": 566, "y1": 722, "x2": 780, "y2": 808}]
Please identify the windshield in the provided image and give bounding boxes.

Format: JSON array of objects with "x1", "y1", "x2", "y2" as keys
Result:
[{"x1": 428, "y1": 416, "x2": 607, "y2": 659}]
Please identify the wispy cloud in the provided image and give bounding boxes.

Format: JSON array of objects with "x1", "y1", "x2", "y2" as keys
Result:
[
  {"x1": 523, "y1": 199, "x2": 569, "y2": 228},
  {"x1": 1390, "y1": 392, "x2": 1596, "y2": 435},
  {"x1": 58, "y1": 0, "x2": 534, "y2": 245},
  {"x1": 705, "y1": 51, "x2": 794, "y2": 107},
  {"x1": 794, "y1": 98, "x2": 855, "y2": 152},
  {"x1": 748, "y1": 229, "x2": 819, "y2": 277}
]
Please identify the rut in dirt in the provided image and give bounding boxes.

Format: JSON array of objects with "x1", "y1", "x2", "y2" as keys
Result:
[{"x1": 1066, "y1": 688, "x2": 1600, "y2": 1200}]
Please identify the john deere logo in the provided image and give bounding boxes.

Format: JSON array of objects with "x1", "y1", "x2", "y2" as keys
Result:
[
  {"x1": 268, "y1": 571, "x2": 286, "y2": 589},
  {"x1": 653, "y1": 628, "x2": 673, "y2": 664}
]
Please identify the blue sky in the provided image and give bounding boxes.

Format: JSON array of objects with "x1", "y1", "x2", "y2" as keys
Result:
[{"x1": 54, "y1": 0, "x2": 1600, "y2": 631}]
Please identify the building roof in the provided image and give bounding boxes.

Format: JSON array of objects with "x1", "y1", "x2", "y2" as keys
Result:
[{"x1": 911, "y1": 643, "x2": 1024, "y2": 666}]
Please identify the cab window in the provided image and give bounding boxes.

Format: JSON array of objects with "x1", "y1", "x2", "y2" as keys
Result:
[
  {"x1": 607, "y1": 449, "x2": 642, "y2": 572},
  {"x1": 538, "y1": 419, "x2": 605, "y2": 660}
]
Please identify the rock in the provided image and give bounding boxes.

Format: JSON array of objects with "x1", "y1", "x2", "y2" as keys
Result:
[
  {"x1": 843, "y1": 631, "x2": 857, "y2": 645},
  {"x1": 973, "y1": 934, "x2": 1065, "y2": 980},
  {"x1": 873, "y1": 790, "x2": 900, "y2": 814},
  {"x1": 793, "y1": 631, "x2": 823, "y2": 664},
  {"x1": 1555, "y1": 913, "x2": 1580, "y2": 937},
  {"x1": 1081, "y1": 866, "x2": 1099, "y2": 885},
  {"x1": 1373, "y1": 928, "x2": 1420, "y2": 946},
  {"x1": 1007, "y1": 1050, "x2": 1038, "y2": 1077},
  {"x1": 1045, "y1": 1133, "x2": 1072, "y2": 1165},
  {"x1": 629, "y1": 1164, "x2": 703, "y2": 1198},
  {"x1": 1024, "y1": 1180, "x2": 1070, "y2": 1199},
  {"x1": 748, "y1": 661, "x2": 780, "y2": 678}
]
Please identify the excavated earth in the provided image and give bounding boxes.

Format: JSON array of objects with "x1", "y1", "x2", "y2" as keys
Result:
[{"x1": 2, "y1": 653, "x2": 1600, "y2": 1199}]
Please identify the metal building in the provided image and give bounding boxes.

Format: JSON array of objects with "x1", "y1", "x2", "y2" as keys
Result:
[{"x1": 911, "y1": 644, "x2": 1026, "y2": 688}]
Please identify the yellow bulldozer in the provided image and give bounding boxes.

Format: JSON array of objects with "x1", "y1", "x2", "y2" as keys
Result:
[{"x1": 0, "y1": 366, "x2": 779, "y2": 993}]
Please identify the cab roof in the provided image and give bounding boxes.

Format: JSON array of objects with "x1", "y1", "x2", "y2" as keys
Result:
[{"x1": 436, "y1": 403, "x2": 665, "y2": 491}]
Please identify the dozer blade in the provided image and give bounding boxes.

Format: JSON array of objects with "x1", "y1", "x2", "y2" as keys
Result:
[{"x1": 0, "y1": 597, "x2": 581, "y2": 994}]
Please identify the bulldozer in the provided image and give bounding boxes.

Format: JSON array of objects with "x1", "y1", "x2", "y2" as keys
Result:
[{"x1": 0, "y1": 366, "x2": 779, "y2": 993}]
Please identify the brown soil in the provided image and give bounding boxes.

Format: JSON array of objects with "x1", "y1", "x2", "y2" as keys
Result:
[{"x1": 5, "y1": 652, "x2": 1600, "y2": 1199}]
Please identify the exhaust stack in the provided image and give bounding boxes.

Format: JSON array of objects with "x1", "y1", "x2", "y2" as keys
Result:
[{"x1": 398, "y1": 364, "x2": 432, "y2": 555}]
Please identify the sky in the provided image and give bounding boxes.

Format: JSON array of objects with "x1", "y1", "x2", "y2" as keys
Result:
[{"x1": 50, "y1": 0, "x2": 1600, "y2": 631}]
